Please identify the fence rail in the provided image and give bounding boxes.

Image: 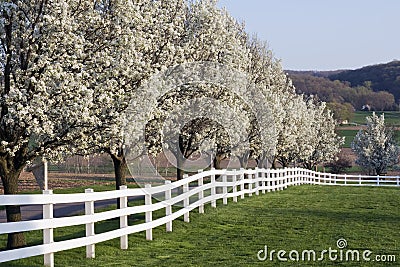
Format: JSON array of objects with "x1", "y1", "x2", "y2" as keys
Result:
[{"x1": 0, "y1": 167, "x2": 399, "y2": 266}]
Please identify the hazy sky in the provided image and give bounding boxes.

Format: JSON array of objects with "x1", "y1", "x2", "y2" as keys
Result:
[{"x1": 217, "y1": 0, "x2": 400, "y2": 71}]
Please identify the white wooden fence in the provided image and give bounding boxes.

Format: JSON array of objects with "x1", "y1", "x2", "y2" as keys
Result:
[{"x1": 0, "y1": 167, "x2": 399, "y2": 266}]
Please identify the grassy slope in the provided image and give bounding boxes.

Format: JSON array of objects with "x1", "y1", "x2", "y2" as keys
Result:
[{"x1": 2, "y1": 186, "x2": 399, "y2": 266}]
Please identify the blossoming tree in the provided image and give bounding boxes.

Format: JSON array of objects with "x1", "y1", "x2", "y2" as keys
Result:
[
  {"x1": 89, "y1": 0, "x2": 187, "y2": 190},
  {"x1": 0, "y1": 0, "x2": 151, "y2": 248},
  {"x1": 351, "y1": 113, "x2": 399, "y2": 175},
  {"x1": 0, "y1": 0, "x2": 119, "y2": 248}
]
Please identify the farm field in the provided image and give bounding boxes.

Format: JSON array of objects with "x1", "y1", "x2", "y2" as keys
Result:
[
  {"x1": 350, "y1": 111, "x2": 400, "y2": 126},
  {"x1": 337, "y1": 129, "x2": 400, "y2": 149},
  {"x1": 337, "y1": 111, "x2": 400, "y2": 148},
  {"x1": 2, "y1": 185, "x2": 399, "y2": 266}
]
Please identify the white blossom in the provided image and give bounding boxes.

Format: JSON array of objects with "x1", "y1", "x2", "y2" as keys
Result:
[{"x1": 351, "y1": 113, "x2": 399, "y2": 175}]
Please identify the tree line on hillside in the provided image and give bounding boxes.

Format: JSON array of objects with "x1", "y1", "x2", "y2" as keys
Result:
[
  {"x1": 329, "y1": 60, "x2": 400, "y2": 102},
  {"x1": 288, "y1": 73, "x2": 397, "y2": 122}
]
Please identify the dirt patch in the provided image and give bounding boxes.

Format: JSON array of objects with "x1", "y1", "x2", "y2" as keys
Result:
[{"x1": 338, "y1": 126, "x2": 366, "y2": 131}]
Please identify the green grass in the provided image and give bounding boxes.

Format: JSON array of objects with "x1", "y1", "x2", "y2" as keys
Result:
[
  {"x1": 337, "y1": 129, "x2": 359, "y2": 148},
  {"x1": 351, "y1": 111, "x2": 400, "y2": 126},
  {"x1": 2, "y1": 186, "x2": 399, "y2": 266},
  {"x1": 337, "y1": 129, "x2": 400, "y2": 148}
]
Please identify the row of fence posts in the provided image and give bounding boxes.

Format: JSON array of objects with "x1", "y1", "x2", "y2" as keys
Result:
[{"x1": 36, "y1": 167, "x2": 399, "y2": 266}]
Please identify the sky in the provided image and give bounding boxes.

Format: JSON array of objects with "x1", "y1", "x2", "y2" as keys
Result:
[{"x1": 217, "y1": 0, "x2": 400, "y2": 71}]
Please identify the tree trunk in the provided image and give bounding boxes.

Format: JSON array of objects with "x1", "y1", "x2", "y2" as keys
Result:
[
  {"x1": 271, "y1": 158, "x2": 278, "y2": 169},
  {"x1": 375, "y1": 166, "x2": 383, "y2": 176},
  {"x1": 255, "y1": 156, "x2": 262, "y2": 168},
  {"x1": 278, "y1": 157, "x2": 289, "y2": 168},
  {"x1": 213, "y1": 155, "x2": 222, "y2": 170},
  {"x1": 176, "y1": 154, "x2": 185, "y2": 180},
  {"x1": 238, "y1": 156, "x2": 248, "y2": 169},
  {"x1": 1, "y1": 168, "x2": 26, "y2": 249},
  {"x1": 110, "y1": 153, "x2": 128, "y2": 191},
  {"x1": 110, "y1": 153, "x2": 128, "y2": 209},
  {"x1": 212, "y1": 154, "x2": 222, "y2": 180},
  {"x1": 303, "y1": 162, "x2": 314, "y2": 170},
  {"x1": 176, "y1": 135, "x2": 187, "y2": 181}
]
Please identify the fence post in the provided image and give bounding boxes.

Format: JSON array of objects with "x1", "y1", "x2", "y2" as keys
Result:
[
  {"x1": 311, "y1": 170, "x2": 315, "y2": 185},
  {"x1": 377, "y1": 175, "x2": 380, "y2": 186},
  {"x1": 232, "y1": 169, "x2": 238, "y2": 202},
  {"x1": 397, "y1": 176, "x2": 399, "y2": 187},
  {"x1": 271, "y1": 172, "x2": 276, "y2": 192},
  {"x1": 183, "y1": 174, "x2": 190, "y2": 222},
  {"x1": 43, "y1": 190, "x2": 54, "y2": 267},
  {"x1": 248, "y1": 173, "x2": 253, "y2": 197},
  {"x1": 291, "y1": 168, "x2": 294, "y2": 187},
  {"x1": 301, "y1": 168, "x2": 304, "y2": 185},
  {"x1": 297, "y1": 169, "x2": 300, "y2": 186},
  {"x1": 261, "y1": 170, "x2": 266, "y2": 194},
  {"x1": 145, "y1": 184, "x2": 153, "y2": 240},
  {"x1": 358, "y1": 174, "x2": 362, "y2": 186},
  {"x1": 290, "y1": 168, "x2": 293, "y2": 186},
  {"x1": 284, "y1": 168, "x2": 288, "y2": 189},
  {"x1": 255, "y1": 168, "x2": 260, "y2": 196},
  {"x1": 344, "y1": 174, "x2": 347, "y2": 185},
  {"x1": 284, "y1": 169, "x2": 287, "y2": 189},
  {"x1": 222, "y1": 173, "x2": 228, "y2": 205},
  {"x1": 198, "y1": 170, "x2": 204, "y2": 213},
  {"x1": 165, "y1": 180, "x2": 172, "y2": 232},
  {"x1": 267, "y1": 169, "x2": 271, "y2": 192},
  {"x1": 315, "y1": 171, "x2": 318, "y2": 185},
  {"x1": 240, "y1": 168, "x2": 245, "y2": 199},
  {"x1": 119, "y1": 185, "x2": 128, "y2": 250},
  {"x1": 211, "y1": 168, "x2": 217, "y2": 208},
  {"x1": 279, "y1": 170, "x2": 283, "y2": 190},
  {"x1": 84, "y1": 188, "x2": 95, "y2": 259},
  {"x1": 293, "y1": 168, "x2": 296, "y2": 185},
  {"x1": 305, "y1": 169, "x2": 308, "y2": 184},
  {"x1": 300, "y1": 169, "x2": 303, "y2": 185}
]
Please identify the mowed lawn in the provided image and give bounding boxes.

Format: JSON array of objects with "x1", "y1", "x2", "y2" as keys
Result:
[
  {"x1": 2, "y1": 186, "x2": 400, "y2": 266},
  {"x1": 337, "y1": 129, "x2": 400, "y2": 148},
  {"x1": 351, "y1": 111, "x2": 400, "y2": 126}
]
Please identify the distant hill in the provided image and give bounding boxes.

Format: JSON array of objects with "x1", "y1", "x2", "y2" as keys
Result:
[
  {"x1": 286, "y1": 69, "x2": 346, "y2": 78},
  {"x1": 327, "y1": 60, "x2": 400, "y2": 101},
  {"x1": 287, "y1": 72, "x2": 396, "y2": 112},
  {"x1": 286, "y1": 62, "x2": 400, "y2": 120},
  {"x1": 287, "y1": 73, "x2": 351, "y2": 102}
]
